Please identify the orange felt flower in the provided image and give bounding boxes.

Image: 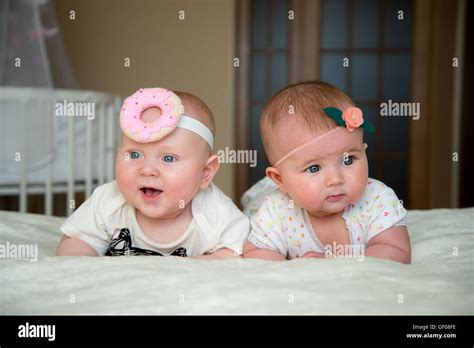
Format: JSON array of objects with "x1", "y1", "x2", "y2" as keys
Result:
[{"x1": 342, "y1": 107, "x2": 364, "y2": 132}]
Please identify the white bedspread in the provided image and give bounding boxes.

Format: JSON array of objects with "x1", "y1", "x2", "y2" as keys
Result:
[{"x1": 0, "y1": 208, "x2": 473, "y2": 314}]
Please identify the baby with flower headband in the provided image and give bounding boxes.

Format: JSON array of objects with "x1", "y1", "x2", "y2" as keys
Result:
[
  {"x1": 242, "y1": 81, "x2": 411, "y2": 263},
  {"x1": 57, "y1": 88, "x2": 249, "y2": 258}
]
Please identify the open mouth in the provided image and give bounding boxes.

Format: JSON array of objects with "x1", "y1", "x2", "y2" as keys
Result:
[{"x1": 140, "y1": 187, "x2": 163, "y2": 199}]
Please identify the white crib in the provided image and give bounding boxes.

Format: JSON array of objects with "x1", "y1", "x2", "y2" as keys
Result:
[{"x1": 0, "y1": 87, "x2": 122, "y2": 216}]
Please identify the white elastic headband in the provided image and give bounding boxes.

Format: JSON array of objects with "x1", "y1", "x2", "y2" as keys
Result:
[{"x1": 177, "y1": 115, "x2": 214, "y2": 150}]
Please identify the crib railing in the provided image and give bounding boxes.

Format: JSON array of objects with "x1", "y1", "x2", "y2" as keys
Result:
[{"x1": 0, "y1": 87, "x2": 122, "y2": 216}]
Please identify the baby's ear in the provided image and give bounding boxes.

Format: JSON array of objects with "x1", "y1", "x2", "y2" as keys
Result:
[
  {"x1": 200, "y1": 154, "x2": 220, "y2": 189},
  {"x1": 266, "y1": 167, "x2": 287, "y2": 194}
]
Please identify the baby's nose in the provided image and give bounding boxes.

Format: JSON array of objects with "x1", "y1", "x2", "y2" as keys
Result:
[
  {"x1": 139, "y1": 163, "x2": 159, "y2": 177},
  {"x1": 325, "y1": 167, "x2": 344, "y2": 186}
]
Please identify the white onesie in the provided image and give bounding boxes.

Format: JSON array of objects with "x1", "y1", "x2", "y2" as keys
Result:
[
  {"x1": 61, "y1": 181, "x2": 250, "y2": 257},
  {"x1": 246, "y1": 178, "x2": 407, "y2": 259}
]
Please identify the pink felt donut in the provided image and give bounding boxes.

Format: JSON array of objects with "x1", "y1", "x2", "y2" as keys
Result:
[{"x1": 120, "y1": 88, "x2": 184, "y2": 143}]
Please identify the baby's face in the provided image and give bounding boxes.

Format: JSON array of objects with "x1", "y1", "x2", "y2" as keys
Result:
[
  {"x1": 272, "y1": 126, "x2": 368, "y2": 217},
  {"x1": 115, "y1": 126, "x2": 211, "y2": 220}
]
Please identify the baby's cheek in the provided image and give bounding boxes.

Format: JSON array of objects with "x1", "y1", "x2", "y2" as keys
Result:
[
  {"x1": 348, "y1": 165, "x2": 368, "y2": 201},
  {"x1": 290, "y1": 180, "x2": 321, "y2": 210},
  {"x1": 299, "y1": 191, "x2": 317, "y2": 210},
  {"x1": 116, "y1": 164, "x2": 135, "y2": 195},
  {"x1": 163, "y1": 169, "x2": 199, "y2": 201},
  {"x1": 115, "y1": 156, "x2": 127, "y2": 180}
]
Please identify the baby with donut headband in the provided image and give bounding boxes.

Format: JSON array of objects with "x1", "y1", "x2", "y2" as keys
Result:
[{"x1": 57, "y1": 87, "x2": 250, "y2": 259}]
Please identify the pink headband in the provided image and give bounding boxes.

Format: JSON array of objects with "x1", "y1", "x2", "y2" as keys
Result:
[
  {"x1": 274, "y1": 127, "x2": 346, "y2": 167},
  {"x1": 273, "y1": 106, "x2": 375, "y2": 167}
]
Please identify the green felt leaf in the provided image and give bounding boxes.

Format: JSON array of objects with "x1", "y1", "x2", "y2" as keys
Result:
[
  {"x1": 323, "y1": 107, "x2": 345, "y2": 126},
  {"x1": 362, "y1": 120, "x2": 375, "y2": 132}
]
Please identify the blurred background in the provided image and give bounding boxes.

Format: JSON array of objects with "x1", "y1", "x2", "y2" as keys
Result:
[{"x1": 0, "y1": 0, "x2": 471, "y2": 216}]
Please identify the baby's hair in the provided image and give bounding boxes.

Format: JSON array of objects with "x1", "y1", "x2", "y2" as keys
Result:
[{"x1": 260, "y1": 80, "x2": 355, "y2": 164}]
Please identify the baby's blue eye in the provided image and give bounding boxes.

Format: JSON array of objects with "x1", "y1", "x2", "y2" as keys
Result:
[
  {"x1": 306, "y1": 164, "x2": 321, "y2": 173},
  {"x1": 130, "y1": 151, "x2": 142, "y2": 160},
  {"x1": 342, "y1": 155, "x2": 354, "y2": 166},
  {"x1": 163, "y1": 155, "x2": 176, "y2": 163}
]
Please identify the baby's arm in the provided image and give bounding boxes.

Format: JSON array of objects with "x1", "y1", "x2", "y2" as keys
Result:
[
  {"x1": 300, "y1": 251, "x2": 325, "y2": 258},
  {"x1": 365, "y1": 226, "x2": 411, "y2": 264},
  {"x1": 56, "y1": 236, "x2": 98, "y2": 256},
  {"x1": 55, "y1": 183, "x2": 114, "y2": 257},
  {"x1": 242, "y1": 240, "x2": 286, "y2": 261},
  {"x1": 193, "y1": 248, "x2": 240, "y2": 260}
]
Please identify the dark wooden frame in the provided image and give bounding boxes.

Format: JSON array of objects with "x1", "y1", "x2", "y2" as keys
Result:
[
  {"x1": 410, "y1": 0, "x2": 462, "y2": 208},
  {"x1": 235, "y1": 0, "x2": 251, "y2": 206},
  {"x1": 459, "y1": 0, "x2": 473, "y2": 208}
]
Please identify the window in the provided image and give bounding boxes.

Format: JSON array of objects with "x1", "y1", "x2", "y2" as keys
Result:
[
  {"x1": 249, "y1": 0, "x2": 289, "y2": 185},
  {"x1": 241, "y1": 0, "x2": 412, "y2": 205},
  {"x1": 319, "y1": 0, "x2": 412, "y2": 204}
]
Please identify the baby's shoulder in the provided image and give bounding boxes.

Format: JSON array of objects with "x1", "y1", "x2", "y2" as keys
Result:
[
  {"x1": 194, "y1": 182, "x2": 233, "y2": 209},
  {"x1": 360, "y1": 178, "x2": 391, "y2": 200},
  {"x1": 253, "y1": 189, "x2": 301, "y2": 225},
  {"x1": 90, "y1": 181, "x2": 127, "y2": 217},
  {"x1": 193, "y1": 183, "x2": 247, "y2": 221},
  {"x1": 91, "y1": 180, "x2": 123, "y2": 201},
  {"x1": 351, "y1": 178, "x2": 402, "y2": 213},
  {"x1": 192, "y1": 183, "x2": 250, "y2": 236},
  {"x1": 263, "y1": 189, "x2": 294, "y2": 208}
]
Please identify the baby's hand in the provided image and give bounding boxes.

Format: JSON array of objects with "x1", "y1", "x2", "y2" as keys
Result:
[{"x1": 300, "y1": 251, "x2": 325, "y2": 259}]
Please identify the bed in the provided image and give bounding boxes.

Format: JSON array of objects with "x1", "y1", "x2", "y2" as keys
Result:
[{"x1": 0, "y1": 205, "x2": 472, "y2": 315}]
